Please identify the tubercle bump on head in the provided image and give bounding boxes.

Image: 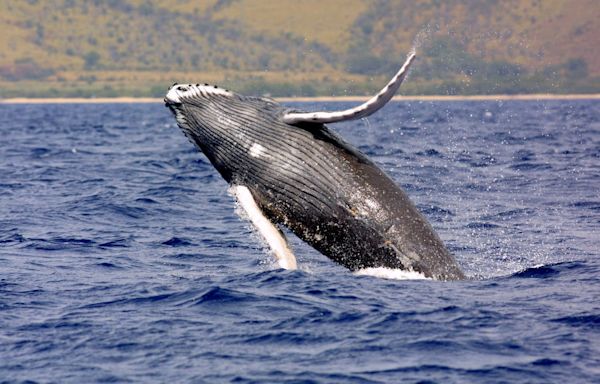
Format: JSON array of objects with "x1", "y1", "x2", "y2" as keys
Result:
[{"x1": 165, "y1": 83, "x2": 233, "y2": 104}]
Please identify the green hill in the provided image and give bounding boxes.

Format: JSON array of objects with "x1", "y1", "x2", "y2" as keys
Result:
[{"x1": 1, "y1": 0, "x2": 598, "y2": 98}]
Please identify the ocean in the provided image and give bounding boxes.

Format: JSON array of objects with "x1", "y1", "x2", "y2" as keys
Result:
[{"x1": 1, "y1": 99, "x2": 599, "y2": 383}]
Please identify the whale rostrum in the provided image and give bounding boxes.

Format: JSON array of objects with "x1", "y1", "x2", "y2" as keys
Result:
[{"x1": 164, "y1": 52, "x2": 466, "y2": 280}]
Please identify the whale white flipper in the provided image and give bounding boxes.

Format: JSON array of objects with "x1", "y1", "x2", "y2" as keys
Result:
[
  {"x1": 282, "y1": 52, "x2": 416, "y2": 125},
  {"x1": 232, "y1": 185, "x2": 297, "y2": 270}
]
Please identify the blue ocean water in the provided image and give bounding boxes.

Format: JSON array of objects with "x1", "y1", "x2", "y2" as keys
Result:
[{"x1": 0, "y1": 99, "x2": 599, "y2": 383}]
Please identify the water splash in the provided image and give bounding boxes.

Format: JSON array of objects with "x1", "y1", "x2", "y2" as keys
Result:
[
  {"x1": 412, "y1": 25, "x2": 434, "y2": 54},
  {"x1": 354, "y1": 267, "x2": 430, "y2": 280}
]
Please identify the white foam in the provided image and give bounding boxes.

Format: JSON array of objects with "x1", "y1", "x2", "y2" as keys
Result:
[
  {"x1": 354, "y1": 267, "x2": 430, "y2": 280},
  {"x1": 412, "y1": 26, "x2": 432, "y2": 52}
]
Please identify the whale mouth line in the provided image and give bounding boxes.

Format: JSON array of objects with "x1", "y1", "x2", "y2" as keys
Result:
[{"x1": 163, "y1": 96, "x2": 181, "y2": 106}]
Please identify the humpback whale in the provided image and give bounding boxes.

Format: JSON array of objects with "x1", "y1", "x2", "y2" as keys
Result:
[{"x1": 164, "y1": 52, "x2": 465, "y2": 280}]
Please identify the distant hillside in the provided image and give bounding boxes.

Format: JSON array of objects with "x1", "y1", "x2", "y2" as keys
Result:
[{"x1": 0, "y1": 0, "x2": 598, "y2": 97}]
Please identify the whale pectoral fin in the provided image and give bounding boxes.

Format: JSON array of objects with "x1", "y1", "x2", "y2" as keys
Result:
[
  {"x1": 282, "y1": 52, "x2": 415, "y2": 125},
  {"x1": 231, "y1": 185, "x2": 298, "y2": 270}
]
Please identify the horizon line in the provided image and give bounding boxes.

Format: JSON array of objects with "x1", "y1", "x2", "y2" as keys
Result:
[{"x1": 1, "y1": 94, "x2": 599, "y2": 104}]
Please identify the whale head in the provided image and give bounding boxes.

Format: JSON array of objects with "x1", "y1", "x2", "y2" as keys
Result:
[{"x1": 164, "y1": 83, "x2": 289, "y2": 183}]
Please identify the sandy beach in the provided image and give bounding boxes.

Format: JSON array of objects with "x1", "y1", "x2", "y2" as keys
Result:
[{"x1": 1, "y1": 94, "x2": 599, "y2": 104}]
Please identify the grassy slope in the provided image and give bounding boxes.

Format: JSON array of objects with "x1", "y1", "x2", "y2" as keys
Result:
[
  {"x1": 0, "y1": 0, "x2": 598, "y2": 97},
  {"x1": 213, "y1": 0, "x2": 367, "y2": 52},
  {"x1": 370, "y1": 0, "x2": 599, "y2": 74}
]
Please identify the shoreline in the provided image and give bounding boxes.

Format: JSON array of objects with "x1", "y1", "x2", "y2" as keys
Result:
[{"x1": 1, "y1": 94, "x2": 599, "y2": 104}]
